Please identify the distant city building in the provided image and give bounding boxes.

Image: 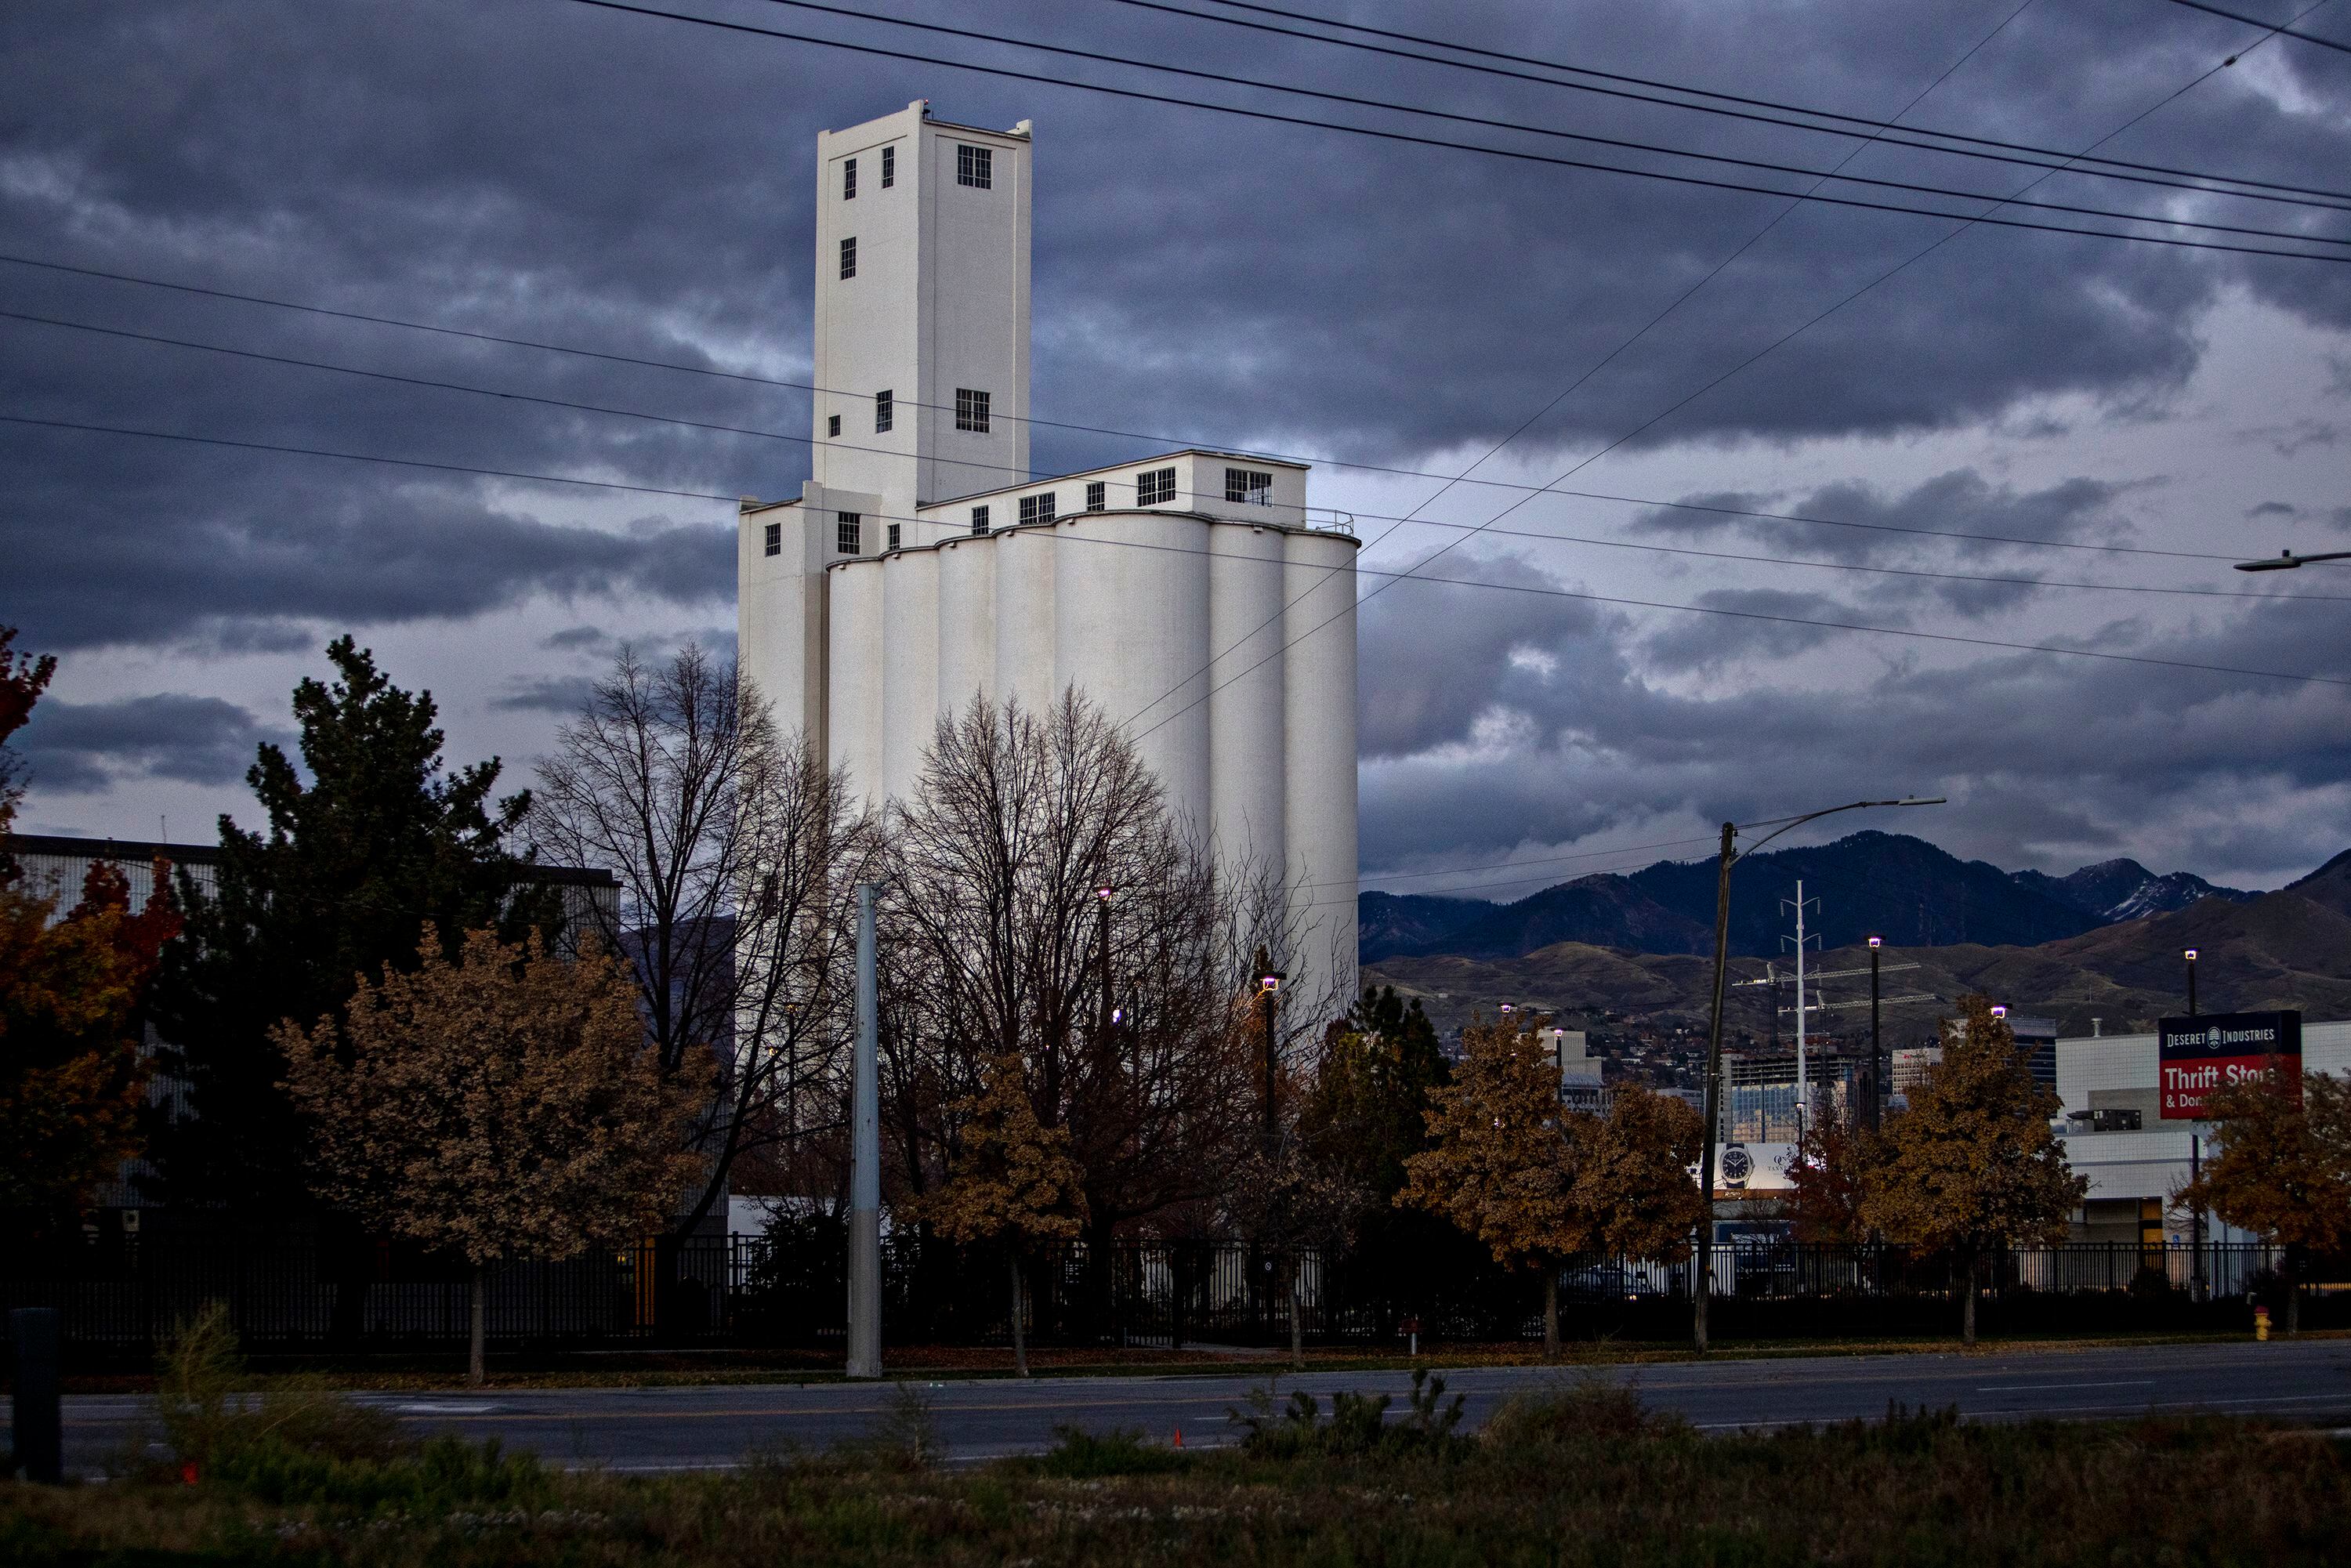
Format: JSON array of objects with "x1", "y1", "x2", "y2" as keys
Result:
[
  {"x1": 2055, "y1": 1017, "x2": 2350, "y2": 1244},
  {"x1": 735, "y1": 101, "x2": 1361, "y2": 1009}
]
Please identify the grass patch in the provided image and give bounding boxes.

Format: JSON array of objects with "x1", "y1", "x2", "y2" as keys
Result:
[{"x1": 16, "y1": 1354, "x2": 2351, "y2": 1565}]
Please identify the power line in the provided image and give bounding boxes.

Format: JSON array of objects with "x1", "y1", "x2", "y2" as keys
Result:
[
  {"x1": 1121, "y1": 3, "x2": 2331, "y2": 747},
  {"x1": 559, "y1": 0, "x2": 2351, "y2": 264},
  {"x1": 0, "y1": 288, "x2": 2269, "y2": 567},
  {"x1": 743, "y1": 0, "x2": 2351, "y2": 249},
  {"x1": 1119, "y1": 0, "x2": 2351, "y2": 211},
  {"x1": 0, "y1": 411, "x2": 739, "y2": 502},
  {"x1": 0, "y1": 252, "x2": 2312, "y2": 567},
  {"x1": 2160, "y1": 0, "x2": 2351, "y2": 53}
]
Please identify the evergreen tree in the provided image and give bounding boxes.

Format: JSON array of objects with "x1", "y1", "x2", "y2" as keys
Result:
[{"x1": 148, "y1": 638, "x2": 544, "y2": 1211}]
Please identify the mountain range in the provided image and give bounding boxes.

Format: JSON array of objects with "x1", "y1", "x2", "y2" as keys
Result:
[
  {"x1": 1360, "y1": 831, "x2": 2258, "y2": 964},
  {"x1": 1360, "y1": 844, "x2": 2351, "y2": 1041}
]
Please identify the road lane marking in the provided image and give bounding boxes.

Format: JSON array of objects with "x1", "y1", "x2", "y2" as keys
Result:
[{"x1": 1973, "y1": 1380, "x2": 2154, "y2": 1392}]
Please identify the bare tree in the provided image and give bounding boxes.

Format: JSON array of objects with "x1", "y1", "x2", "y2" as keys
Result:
[
  {"x1": 526, "y1": 644, "x2": 878, "y2": 1237},
  {"x1": 884, "y1": 692, "x2": 1257, "y2": 1249}
]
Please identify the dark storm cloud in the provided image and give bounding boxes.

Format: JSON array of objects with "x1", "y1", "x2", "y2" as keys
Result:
[
  {"x1": 491, "y1": 674, "x2": 599, "y2": 715},
  {"x1": 8, "y1": 0, "x2": 2349, "y2": 657},
  {"x1": 1629, "y1": 470, "x2": 2134, "y2": 564},
  {"x1": 15, "y1": 694, "x2": 284, "y2": 794}
]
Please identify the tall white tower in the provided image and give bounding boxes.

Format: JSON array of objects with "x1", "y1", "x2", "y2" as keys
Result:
[
  {"x1": 811, "y1": 100, "x2": 1032, "y2": 521},
  {"x1": 738, "y1": 103, "x2": 1359, "y2": 1013}
]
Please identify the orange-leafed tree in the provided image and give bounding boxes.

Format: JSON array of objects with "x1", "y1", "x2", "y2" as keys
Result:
[
  {"x1": 0, "y1": 626, "x2": 183, "y2": 1234},
  {"x1": 915, "y1": 1051, "x2": 1087, "y2": 1377},
  {"x1": 1784, "y1": 1115, "x2": 1882, "y2": 1244},
  {"x1": 2179, "y1": 1070, "x2": 2351, "y2": 1335},
  {"x1": 279, "y1": 927, "x2": 702, "y2": 1385}
]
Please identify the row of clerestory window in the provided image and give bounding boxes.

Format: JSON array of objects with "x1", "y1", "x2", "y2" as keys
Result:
[{"x1": 843, "y1": 140, "x2": 991, "y2": 202}]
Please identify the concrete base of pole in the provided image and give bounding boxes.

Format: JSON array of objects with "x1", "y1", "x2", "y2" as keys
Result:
[{"x1": 846, "y1": 1208, "x2": 882, "y2": 1379}]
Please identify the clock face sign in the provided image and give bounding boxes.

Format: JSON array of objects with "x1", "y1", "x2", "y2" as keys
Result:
[{"x1": 1721, "y1": 1144, "x2": 1753, "y2": 1188}]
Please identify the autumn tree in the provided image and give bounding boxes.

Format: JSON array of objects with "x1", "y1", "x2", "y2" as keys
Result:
[
  {"x1": 884, "y1": 693, "x2": 1256, "y2": 1248},
  {"x1": 1783, "y1": 1115, "x2": 1880, "y2": 1244},
  {"x1": 153, "y1": 638, "x2": 549, "y2": 1212},
  {"x1": 1, "y1": 858, "x2": 183, "y2": 1237},
  {"x1": 1576, "y1": 1084, "x2": 1709, "y2": 1266},
  {"x1": 525, "y1": 644, "x2": 880, "y2": 1238},
  {"x1": 1859, "y1": 994, "x2": 2085, "y2": 1344},
  {"x1": 2179, "y1": 1070, "x2": 2351, "y2": 1335},
  {"x1": 914, "y1": 1052, "x2": 1087, "y2": 1377},
  {"x1": 0, "y1": 628, "x2": 183, "y2": 1236},
  {"x1": 280, "y1": 928, "x2": 701, "y2": 1385},
  {"x1": 0, "y1": 625, "x2": 58, "y2": 882}
]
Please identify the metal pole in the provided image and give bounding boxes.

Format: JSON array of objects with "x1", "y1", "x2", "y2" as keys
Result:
[
  {"x1": 1869, "y1": 939, "x2": 1882, "y2": 1133},
  {"x1": 1260, "y1": 987, "x2": 1279, "y2": 1157},
  {"x1": 2190, "y1": 1131, "x2": 2207, "y2": 1303},
  {"x1": 2186, "y1": 951, "x2": 2198, "y2": 1017},
  {"x1": 8, "y1": 1307, "x2": 61, "y2": 1483},
  {"x1": 1793, "y1": 881, "x2": 1808, "y2": 1143},
  {"x1": 846, "y1": 882, "x2": 882, "y2": 1380},
  {"x1": 1693, "y1": 822, "x2": 1735, "y2": 1355}
]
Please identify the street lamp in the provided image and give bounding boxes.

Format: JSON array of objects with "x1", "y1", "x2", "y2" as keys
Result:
[
  {"x1": 1693, "y1": 796, "x2": 1945, "y2": 1355},
  {"x1": 1991, "y1": 1004, "x2": 2009, "y2": 1019},
  {"x1": 1256, "y1": 968, "x2": 1287, "y2": 1154},
  {"x1": 2184, "y1": 947, "x2": 2199, "y2": 1016},
  {"x1": 2234, "y1": 549, "x2": 2351, "y2": 572},
  {"x1": 1866, "y1": 936, "x2": 1883, "y2": 1132}
]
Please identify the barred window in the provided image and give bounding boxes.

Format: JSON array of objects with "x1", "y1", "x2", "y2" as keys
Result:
[
  {"x1": 1085, "y1": 481, "x2": 1106, "y2": 512},
  {"x1": 843, "y1": 158, "x2": 857, "y2": 200},
  {"x1": 1225, "y1": 466, "x2": 1273, "y2": 504},
  {"x1": 827, "y1": 414, "x2": 841, "y2": 437},
  {"x1": 835, "y1": 512, "x2": 861, "y2": 554},
  {"x1": 839, "y1": 237, "x2": 857, "y2": 279},
  {"x1": 887, "y1": 523, "x2": 902, "y2": 550},
  {"x1": 763, "y1": 521, "x2": 781, "y2": 558},
  {"x1": 1019, "y1": 492, "x2": 1056, "y2": 526},
  {"x1": 955, "y1": 387, "x2": 990, "y2": 433},
  {"x1": 970, "y1": 505, "x2": 990, "y2": 536},
  {"x1": 957, "y1": 143, "x2": 993, "y2": 189},
  {"x1": 875, "y1": 389, "x2": 893, "y2": 433},
  {"x1": 1138, "y1": 466, "x2": 1177, "y2": 506},
  {"x1": 881, "y1": 145, "x2": 895, "y2": 187}
]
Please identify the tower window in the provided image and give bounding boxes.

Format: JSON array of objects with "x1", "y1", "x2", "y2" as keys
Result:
[
  {"x1": 881, "y1": 145, "x2": 895, "y2": 187},
  {"x1": 1225, "y1": 467, "x2": 1274, "y2": 504},
  {"x1": 843, "y1": 158, "x2": 857, "y2": 199},
  {"x1": 887, "y1": 522, "x2": 902, "y2": 550},
  {"x1": 839, "y1": 237, "x2": 856, "y2": 279},
  {"x1": 957, "y1": 143, "x2": 993, "y2": 189},
  {"x1": 827, "y1": 414, "x2": 841, "y2": 437},
  {"x1": 1019, "y1": 492, "x2": 1056, "y2": 526},
  {"x1": 1138, "y1": 467, "x2": 1176, "y2": 506},
  {"x1": 763, "y1": 521, "x2": 781, "y2": 558},
  {"x1": 955, "y1": 388, "x2": 991, "y2": 433},
  {"x1": 970, "y1": 505, "x2": 991, "y2": 535},
  {"x1": 1086, "y1": 481, "x2": 1106, "y2": 512},
  {"x1": 875, "y1": 389, "x2": 893, "y2": 433},
  {"x1": 836, "y1": 512, "x2": 861, "y2": 554}
]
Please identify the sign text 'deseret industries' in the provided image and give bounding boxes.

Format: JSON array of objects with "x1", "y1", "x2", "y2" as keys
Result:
[{"x1": 2157, "y1": 1010, "x2": 2302, "y2": 1119}]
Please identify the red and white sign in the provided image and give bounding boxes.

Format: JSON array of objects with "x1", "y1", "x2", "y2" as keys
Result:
[{"x1": 2157, "y1": 1011, "x2": 2302, "y2": 1120}]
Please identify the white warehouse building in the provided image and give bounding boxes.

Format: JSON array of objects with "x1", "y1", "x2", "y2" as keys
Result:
[{"x1": 736, "y1": 101, "x2": 1360, "y2": 999}]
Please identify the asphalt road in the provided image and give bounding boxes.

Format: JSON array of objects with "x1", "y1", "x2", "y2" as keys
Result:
[{"x1": 56, "y1": 1338, "x2": 2351, "y2": 1476}]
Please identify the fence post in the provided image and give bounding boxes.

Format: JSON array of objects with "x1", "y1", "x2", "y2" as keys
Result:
[{"x1": 9, "y1": 1308, "x2": 63, "y2": 1483}]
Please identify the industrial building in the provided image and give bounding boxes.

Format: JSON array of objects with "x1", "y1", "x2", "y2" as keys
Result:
[{"x1": 735, "y1": 102, "x2": 1361, "y2": 1003}]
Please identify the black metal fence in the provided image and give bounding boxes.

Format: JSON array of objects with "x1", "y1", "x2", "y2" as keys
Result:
[{"x1": 2, "y1": 1220, "x2": 2336, "y2": 1361}]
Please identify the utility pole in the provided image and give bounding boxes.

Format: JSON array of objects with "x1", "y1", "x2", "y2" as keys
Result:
[
  {"x1": 1781, "y1": 882, "x2": 1820, "y2": 1140},
  {"x1": 846, "y1": 882, "x2": 882, "y2": 1380},
  {"x1": 1691, "y1": 795, "x2": 1944, "y2": 1356},
  {"x1": 1867, "y1": 936, "x2": 1883, "y2": 1132},
  {"x1": 1694, "y1": 822, "x2": 1736, "y2": 1357}
]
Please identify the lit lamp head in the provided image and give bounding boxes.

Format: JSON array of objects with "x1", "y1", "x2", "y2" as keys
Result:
[
  {"x1": 1498, "y1": 1001, "x2": 1514, "y2": 1016},
  {"x1": 1867, "y1": 936, "x2": 1882, "y2": 951},
  {"x1": 1991, "y1": 1005, "x2": 2009, "y2": 1020},
  {"x1": 1095, "y1": 884, "x2": 1116, "y2": 902},
  {"x1": 2184, "y1": 947, "x2": 2198, "y2": 963},
  {"x1": 1257, "y1": 971, "x2": 1285, "y2": 995}
]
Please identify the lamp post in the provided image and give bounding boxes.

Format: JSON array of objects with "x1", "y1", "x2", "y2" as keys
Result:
[
  {"x1": 1256, "y1": 968, "x2": 1287, "y2": 1156},
  {"x1": 1094, "y1": 884, "x2": 1117, "y2": 1063},
  {"x1": 2185, "y1": 947, "x2": 2199, "y2": 1017},
  {"x1": 2234, "y1": 549, "x2": 2351, "y2": 572},
  {"x1": 1867, "y1": 936, "x2": 1883, "y2": 1132},
  {"x1": 1694, "y1": 796, "x2": 1945, "y2": 1354}
]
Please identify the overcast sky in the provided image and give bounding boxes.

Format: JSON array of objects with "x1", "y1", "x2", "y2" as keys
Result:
[{"x1": 6, "y1": 0, "x2": 2349, "y2": 899}]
